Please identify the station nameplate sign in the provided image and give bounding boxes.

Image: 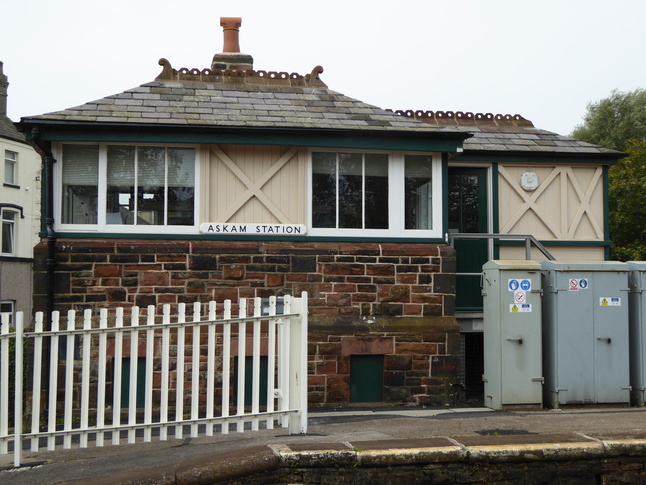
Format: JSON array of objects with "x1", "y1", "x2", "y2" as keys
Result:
[{"x1": 200, "y1": 223, "x2": 307, "y2": 235}]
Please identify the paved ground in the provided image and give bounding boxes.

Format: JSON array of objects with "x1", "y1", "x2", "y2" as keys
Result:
[{"x1": 1, "y1": 405, "x2": 646, "y2": 484}]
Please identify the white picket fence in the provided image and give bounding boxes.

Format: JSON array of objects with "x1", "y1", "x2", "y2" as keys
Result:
[{"x1": 0, "y1": 293, "x2": 308, "y2": 468}]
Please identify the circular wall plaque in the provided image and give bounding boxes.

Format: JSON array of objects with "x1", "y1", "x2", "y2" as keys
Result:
[{"x1": 520, "y1": 171, "x2": 539, "y2": 191}]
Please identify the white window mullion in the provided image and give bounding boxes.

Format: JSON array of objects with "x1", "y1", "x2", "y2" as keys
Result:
[
  {"x1": 97, "y1": 145, "x2": 108, "y2": 228},
  {"x1": 432, "y1": 153, "x2": 443, "y2": 234},
  {"x1": 390, "y1": 153, "x2": 403, "y2": 236}
]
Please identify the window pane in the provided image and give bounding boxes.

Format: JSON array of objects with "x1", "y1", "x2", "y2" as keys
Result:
[
  {"x1": 2, "y1": 211, "x2": 14, "y2": 255},
  {"x1": 137, "y1": 147, "x2": 165, "y2": 225},
  {"x1": 107, "y1": 146, "x2": 136, "y2": 225},
  {"x1": 338, "y1": 153, "x2": 362, "y2": 228},
  {"x1": 364, "y1": 154, "x2": 389, "y2": 229},
  {"x1": 448, "y1": 173, "x2": 480, "y2": 233},
  {"x1": 405, "y1": 155, "x2": 433, "y2": 230},
  {"x1": 0, "y1": 301, "x2": 14, "y2": 325},
  {"x1": 4, "y1": 151, "x2": 16, "y2": 185},
  {"x1": 312, "y1": 152, "x2": 337, "y2": 228},
  {"x1": 62, "y1": 145, "x2": 99, "y2": 224},
  {"x1": 167, "y1": 148, "x2": 195, "y2": 225}
]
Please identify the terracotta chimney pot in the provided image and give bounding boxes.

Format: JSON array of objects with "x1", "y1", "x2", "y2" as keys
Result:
[
  {"x1": 221, "y1": 17, "x2": 242, "y2": 52},
  {"x1": 212, "y1": 17, "x2": 254, "y2": 71}
]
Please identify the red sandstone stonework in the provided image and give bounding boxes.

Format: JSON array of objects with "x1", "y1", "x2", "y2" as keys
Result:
[{"x1": 34, "y1": 239, "x2": 458, "y2": 406}]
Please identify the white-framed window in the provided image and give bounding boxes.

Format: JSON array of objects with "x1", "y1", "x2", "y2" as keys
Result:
[
  {"x1": 1, "y1": 209, "x2": 16, "y2": 255},
  {"x1": 0, "y1": 301, "x2": 14, "y2": 326},
  {"x1": 308, "y1": 150, "x2": 442, "y2": 238},
  {"x1": 4, "y1": 150, "x2": 17, "y2": 186},
  {"x1": 57, "y1": 143, "x2": 198, "y2": 233}
]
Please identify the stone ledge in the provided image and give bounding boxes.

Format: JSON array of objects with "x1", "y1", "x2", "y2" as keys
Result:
[{"x1": 53, "y1": 435, "x2": 646, "y2": 485}]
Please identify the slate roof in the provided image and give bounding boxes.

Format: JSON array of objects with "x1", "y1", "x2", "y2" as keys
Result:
[
  {"x1": 20, "y1": 62, "x2": 462, "y2": 136},
  {"x1": 392, "y1": 110, "x2": 622, "y2": 157},
  {"x1": 0, "y1": 114, "x2": 26, "y2": 143},
  {"x1": 19, "y1": 59, "x2": 622, "y2": 159}
]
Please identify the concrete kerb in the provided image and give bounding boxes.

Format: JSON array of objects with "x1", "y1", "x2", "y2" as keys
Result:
[{"x1": 44, "y1": 436, "x2": 646, "y2": 485}]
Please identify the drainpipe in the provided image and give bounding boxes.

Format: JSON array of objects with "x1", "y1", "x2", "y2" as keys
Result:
[{"x1": 30, "y1": 128, "x2": 56, "y2": 330}]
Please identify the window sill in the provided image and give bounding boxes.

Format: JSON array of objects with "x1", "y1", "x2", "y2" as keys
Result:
[{"x1": 3, "y1": 183, "x2": 20, "y2": 189}]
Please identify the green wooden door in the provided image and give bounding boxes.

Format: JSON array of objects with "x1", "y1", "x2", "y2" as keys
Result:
[
  {"x1": 350, "y1": 355, "x2": 384, "y2": 402},
  {"x1": 448, "y1": 168, "x2": 489, "y2": 311}
]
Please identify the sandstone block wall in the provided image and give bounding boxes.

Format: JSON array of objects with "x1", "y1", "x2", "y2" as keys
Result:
[{"x1": 33, "y1": 239, "x2": 458, "y2": 405}]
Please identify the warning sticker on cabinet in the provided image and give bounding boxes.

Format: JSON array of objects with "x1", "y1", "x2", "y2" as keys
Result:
[
  {"x1": 510, "y1": 304, "x2": 532, "y2": 313},
  {"x1": 600, "y1": 297, "x2": 621, "y2": 306}
]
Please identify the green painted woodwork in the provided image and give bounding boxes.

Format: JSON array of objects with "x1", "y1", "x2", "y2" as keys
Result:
[
  {"x1": 121, "y1": 357, "x2": 146, "y2": 408},
  {"x1": 234, "y1": 356, "x2": 269, "y2": 407},
  {"x1": 21, "y1": 123, "x2": 465, "y2": 153},
  {"x1": 350, "y1": 355, "x2": 384, "y2": 403},
  {"x1": 449, "y1": 167, "x2": 488, "y2": 311},
  {"x1": 452, "y1": 154, "x2": 621, "y2": 165}
]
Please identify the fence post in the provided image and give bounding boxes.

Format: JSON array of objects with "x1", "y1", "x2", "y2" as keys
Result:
[
  {"x1": 0, "y1": 313, "x2": 9, "y2": 456},
  {"x1": 288, "y1": 292, "x2": 308, "y2": 435},
  {"x1": 14, "y1": 312, "x2": 24, "y2": 467}
]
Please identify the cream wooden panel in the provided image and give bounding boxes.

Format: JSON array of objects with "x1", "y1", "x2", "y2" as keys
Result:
[
  {"x1": 500, "y1": 245, "x2": 605, "y2": 262},
  {"x1": 206, "y1": 145, "x2": 304, "y2": 223},
  {"x1": 498, "y1": 165, "x2": 604, "y2": 241}
]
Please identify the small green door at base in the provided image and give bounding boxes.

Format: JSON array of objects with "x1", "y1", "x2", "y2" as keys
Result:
[
  {"x1": 120, "y1": 357, "x2": 146, "y2": 408},
  {"x1": 350, "y1": 355, "x2": 384, "y2": 402},
  {"x1": 234, "y1": 356, "x2": 269, "y2": 407}
]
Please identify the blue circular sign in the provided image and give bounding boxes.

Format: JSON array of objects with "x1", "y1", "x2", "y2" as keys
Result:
[
  {"x1": 579, "y1": 278, "x2": 589, "y2": 289},
  {"x1": 520, "y1": 279, "x2": 531, "y2": 291},
  {"x1": 509, "y1": 279, "x2": 519, "y2": 291}
]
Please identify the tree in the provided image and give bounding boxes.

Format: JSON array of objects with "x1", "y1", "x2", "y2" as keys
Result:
[
  {"x1": 571, "y1": 88, "x2": 646, "y2": 260},
  {"x1": 571, "y1": 88, "x2": 646, "y2": 152},
  {"x1": 607, "y1": 140, "x2": 646, "y2": 261}
]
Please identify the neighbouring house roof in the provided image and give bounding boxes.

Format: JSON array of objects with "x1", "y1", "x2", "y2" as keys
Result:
[
  {"x1": 0, "y1": 114, "x2": 26, "y2": 144},
  {"x1": 392, "y1": 110, "x2": 624, "y2": 159}
]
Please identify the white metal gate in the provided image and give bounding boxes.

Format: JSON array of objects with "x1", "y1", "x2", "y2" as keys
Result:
[{"x1": 0, "y1": 293, "x2": 308, "y2": 467}]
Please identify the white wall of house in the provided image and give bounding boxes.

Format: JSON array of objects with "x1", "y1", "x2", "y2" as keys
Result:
[{"x1": 1, "y1": 136, "x2": 41, "y2": 259}]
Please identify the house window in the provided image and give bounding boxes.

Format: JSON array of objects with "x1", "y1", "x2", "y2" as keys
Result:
[
  {"x1": 310, "y1": 151, "x2": 441, "y2": 237},
  {"x1": 1, "y1": 209, "x2": 16, "y2": 256},
  {"x1": 60, "y1": 144, "x2": 196, "y2": 230},
  {"x1": 62, "y1": 145, "x2": 99, "y2": 224},
  {"x1": 0, "y1": 301, "x2": 14, "y2": 326},
  {"x1": 4, "y1": 150, "x2": 17, "y2": 186}
]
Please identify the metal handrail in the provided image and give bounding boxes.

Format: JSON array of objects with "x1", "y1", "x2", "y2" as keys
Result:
[{"x1": 446, "y1": 233, "x2": 555, "y2": 261}]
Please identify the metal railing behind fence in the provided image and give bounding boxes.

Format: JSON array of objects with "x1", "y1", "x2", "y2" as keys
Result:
[{"x1": 0, "y1": 293, "x2": 308, "y2": 467}]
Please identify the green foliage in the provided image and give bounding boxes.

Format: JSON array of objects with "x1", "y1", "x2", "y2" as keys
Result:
[
  {"x1": 571, "y1": 88, "x2": 646, "y2": 152},
  {"x1": 608, "y1": 140, "x2": 646, "y2": 261},
  {"x1": 572, "y1": 88, "x2": 646, "y2": 260}
]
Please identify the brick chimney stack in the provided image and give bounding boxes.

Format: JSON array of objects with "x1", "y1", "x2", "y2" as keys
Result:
[
  {"x1": 0, "y1": 61, "x2": 8, "y2": 117},
  {"x1": 211, "y1": 17, "x2": 254, "y2": 71}
]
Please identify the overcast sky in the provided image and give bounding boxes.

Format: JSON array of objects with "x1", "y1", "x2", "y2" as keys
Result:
[{"x1": 3, "y1": 0, "x2": 645, "y2": 137}]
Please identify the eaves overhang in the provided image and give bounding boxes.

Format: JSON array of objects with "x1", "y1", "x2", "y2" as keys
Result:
[
  {"x1": 18, "y1": 119, "x2": 471, "y2": 153},
  {"x1": 451, "y1": 149, "x2": 626, "y2": 165}
]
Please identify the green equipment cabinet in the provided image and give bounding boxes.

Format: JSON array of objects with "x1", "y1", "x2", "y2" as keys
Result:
[
  {"x1": 541, "y1": 261, "x2": 630, "y2": 408},
  {"x1": 482, "y1": 260, "x2": 544, "y2": 410}
]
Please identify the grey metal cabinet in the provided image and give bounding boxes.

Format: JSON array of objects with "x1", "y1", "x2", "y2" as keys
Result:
[
  {"x1": 482, "y1": 260, "x2": 543, "y2": 410},
  {"x1": 541, "y1": 261, "x2": 630, "y2": 408},
  {"x1": 628, "y1": 261, "x2": 646, "y2": 406}
]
